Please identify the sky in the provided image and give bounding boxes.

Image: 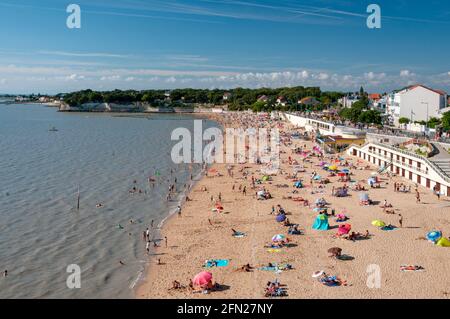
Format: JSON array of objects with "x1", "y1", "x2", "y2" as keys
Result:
[{"x1": 0, "y1": 0, "x2": 449, "y2": 94}]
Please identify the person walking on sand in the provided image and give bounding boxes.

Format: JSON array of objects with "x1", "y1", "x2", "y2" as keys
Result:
[
  {"x1": 165, "y1": 236, "x2": 168, "y2": 248},
  {"x1": 416, "y1": 190, "x2": 421, "y2": 203},
  {"x1": 242, "y1": 186, "x2": 247, "y2": 196},
  {"x1": 398, "y1": 214, "x2": 403, "y2": 228},
  {"x1": 145, "y1": 228, "x2": 150, "y2": 241},
  {"x1": 176, "y1": 205, "x2": 182, "y2": 217},
  {"x1": 146, "y1": 241, "x2": 150, "y2": 254}
]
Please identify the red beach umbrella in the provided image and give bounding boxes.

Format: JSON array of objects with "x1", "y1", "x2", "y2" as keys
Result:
[{"x1": 192, "y1": 271, "x2": 213, "y2": 287}]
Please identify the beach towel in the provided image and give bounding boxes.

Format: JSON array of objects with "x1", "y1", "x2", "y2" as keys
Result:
[
  {"x1": 203, "y1": 259, "x2": 229, "y2": 268},
  {"x1": 436, "y1": 237, "x2": 450, "y2": 247},
  {"x1": 381, "y1": 225, "x2": 397, "y2": 231},
  {"x1": 267, "y1": 249, "x2": 281, "y2": 253},
  {"x1": 232, "y1": 232, "x2": 246, "y2": 238},
  {"x1": 400, "y1": 265, "x2": 425, "y2": 272}
]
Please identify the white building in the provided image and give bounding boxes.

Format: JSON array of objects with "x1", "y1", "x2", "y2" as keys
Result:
[
  {"x1": 338, "y1": 94, "x2": 360, "y2": 108},
  {"x1": 386, "y1": 84, "x2": 447, "y2": 125}
]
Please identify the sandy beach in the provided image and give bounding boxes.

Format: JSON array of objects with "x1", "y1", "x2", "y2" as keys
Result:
[{"x1": 137, "y1": 113, "x2": 450, "y2": 299}]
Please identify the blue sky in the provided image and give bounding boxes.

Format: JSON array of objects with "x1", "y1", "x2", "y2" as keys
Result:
[{"x1": 0, "y1": 0, "x2": 449, "y2": 94}]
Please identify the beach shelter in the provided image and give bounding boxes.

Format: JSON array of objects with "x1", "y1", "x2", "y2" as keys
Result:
[
  {"x1": 372, "y1": 220, "x2": 386, "y2": 227},
  {"x1": 359, "y1": 193, "x2": 369, "y2": 202},
  {"x1": 312, "y1": 213, "x2": 329, "y2": 230},
  {"x1": 426, "y1": 230, "x2": 442, "y2": 242},
  {"x1": 272, "y1": 234, "x2": 286, "y2": 242},
  {"x1": 192, "y1": 271, "x2": 213, "y2": 288},
  {"x1": 276, "y1": 214, "x2": 287, "y2": 222},
  {"x1": 436, "y1": 237, "x2": 450, "y2": 247},
  {"x1": 293, "y1": 181, "x2": 303, "y2": 188},
  {"x1": 367, "y1": 177, "x2": 376, "y2": 186},
  {"x1": 337, "y1": 224, "x2": 352, "y2": 236}
]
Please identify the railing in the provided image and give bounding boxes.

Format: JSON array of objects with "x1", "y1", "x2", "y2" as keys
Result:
[{"x1": 367, "y1": 150, "x2": 427, "y2": 174}]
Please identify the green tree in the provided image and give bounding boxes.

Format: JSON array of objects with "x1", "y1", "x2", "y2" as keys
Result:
[
  {"x1": 399, "y1": 117, "x2": 410, "y2": 124},
  {"x1": 441, "y1": 111, "x2": 450, "y2": 131}
]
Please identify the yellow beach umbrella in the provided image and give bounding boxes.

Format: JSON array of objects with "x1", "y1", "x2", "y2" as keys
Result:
[
  {"x1": 371, "y1": 220, "x2": 386, "y2": 227},
  {"x1": 329, "y1": 165, "x2": 338, "y2": 171}
]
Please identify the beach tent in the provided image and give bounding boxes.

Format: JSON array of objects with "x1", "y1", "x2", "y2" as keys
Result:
[
  {"x1": 436, "y1": 237, "x2": 450, "y2": 247},
  {"x1": 359, "y1": 193, "x2": 369, "y2": 201},
  {"x1": 426, "y1": 230, "x2": 442, "y2": 242},
  {"x1": 272, "y1": 234, "x2": 286, "y2": 242},
  {"x1": 372, "y1": 220, "x2": 386, "y2": 227},
  {"x1": 312, "y1": 214, "x2": 329, "y2": 230},
  {"x1": 192, "y1": 271, "x2": 213, "y2": 288},
  {"x1": 335, "y1": 188, "x2": 348, "y2": 197},
  {"x1": 315, "y1": 198, "x2": 326, "y2": 206},
  {"x1": 276, "y1": 214, "x2": 287, "y2": 222},
  {"x1": 294, "y1": 181, "x2": 303, "y2": 188},
  {"x1": 367, "y1": 177, "x2": 377, "y2": 186}
]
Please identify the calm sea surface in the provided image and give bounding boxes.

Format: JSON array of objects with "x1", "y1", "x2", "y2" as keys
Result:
[{"x1": 0, "y1": 104, "x2": 217, "y2": 298}]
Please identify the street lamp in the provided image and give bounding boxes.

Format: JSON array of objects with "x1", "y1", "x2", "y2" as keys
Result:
[{"x1": 421, "y1": 101, "x2": 429, "y2": 129}]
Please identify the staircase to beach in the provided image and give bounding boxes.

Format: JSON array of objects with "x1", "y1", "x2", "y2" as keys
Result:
[{"x1": 429, "y1": 143, "x2": 450, "y2": 177}]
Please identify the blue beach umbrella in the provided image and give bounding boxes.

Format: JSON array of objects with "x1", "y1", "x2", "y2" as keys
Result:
[{"x1": 426, "y1": 230, "x2": 442, "y2": 242}]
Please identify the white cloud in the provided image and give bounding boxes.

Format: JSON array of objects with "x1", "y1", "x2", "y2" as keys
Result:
[
  {"x1": 100, "y1": 75, "x2": 121, "y2": 81},
  {"x1": 400, "y1": 69, "x2": 415, "y2": 77},
  {"x1": 125, "y1": 77, "x2": 135, "y2": 82}
]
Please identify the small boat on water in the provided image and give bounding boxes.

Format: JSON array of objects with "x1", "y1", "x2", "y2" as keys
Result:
[{"x1": 49, "y1": 126, "x2": 58, "y2": 132}]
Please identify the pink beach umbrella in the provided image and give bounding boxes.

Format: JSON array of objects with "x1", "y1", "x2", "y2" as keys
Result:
[
  {"x1": 337, "y1": 224, "x2": 352, "y2": 236},
  {"x1": 192, "y1": 271, "x2": 213, "y2": 287}
]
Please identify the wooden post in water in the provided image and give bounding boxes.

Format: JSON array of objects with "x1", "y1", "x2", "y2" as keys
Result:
[{"x1": 76, "y1": 186, "x2": 80, "y2": 211}]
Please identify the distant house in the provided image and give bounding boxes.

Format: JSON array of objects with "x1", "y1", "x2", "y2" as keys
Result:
[
  {"x1": 257, "y1": 95, "x2": 268, "y2": 103},
  {"x1": 386, "y1": 84, "x2": 447, "y2": 125},
  {"x1": 369, "y1": 93, "x2": 387, "y2": 112},
  {"x1": 223, "y1": 92, "x2": 232, "y2": 101},
  {"x1": 276, "y1": 96, "x2": 287, "y2": 106},
  {"x1": 338, "y1": 94, "x2": 360, "y2": 108},
  {"x1": 298, "y1": 97, "x2": 320, "y2": 106},
  {"x1": 369, "y1": 93, "x2": 381, "y2": 101}
]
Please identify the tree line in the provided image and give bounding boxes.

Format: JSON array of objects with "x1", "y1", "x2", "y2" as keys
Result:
[{"x1": 62, "y1": 87, "x2": 344, "y2": 112}]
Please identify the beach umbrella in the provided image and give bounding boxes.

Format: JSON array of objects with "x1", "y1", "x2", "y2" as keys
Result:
[
  {"x1": 262, "y1": 175, "x2": 270, "y2": 181},
  {"x1": 426, "y1": 230, "x2": 442, "y2": 242},
  {"x1": 272, "y1": 234, "x2": 286, "y2": 242},
  {"x1": 329, "y1": 165, "x2": 338, "y2": 171},
  {"x1": 359, "y1": 193, "x2": 369, "y2": 201},
  {"x1": 338, "y1": 172, "x2": 346, "y2": 177},
  {"x1": 276, "y1": 214, "x2": 286, "y2": 222},
  {"x1": 192, "y1": 271, "x2": 213, "y2": 287},
  {"x1": 337, "y1": 224, "x2": 352, "y2": 236},
  {"x1": 341, "y1": 169, "x2": 350, "y2": 174},
  {"x1": 372, "y1": 220, "x2": 386, "y2": 227}
]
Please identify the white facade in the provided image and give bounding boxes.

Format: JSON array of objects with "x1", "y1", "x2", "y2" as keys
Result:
[{"x1": 387, "y1": 85, "x2": 447, "y2": 125}]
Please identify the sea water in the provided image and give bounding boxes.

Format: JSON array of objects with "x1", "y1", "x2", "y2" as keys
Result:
[{"x1": 0, "y1": 104, "x2": 218, "y2": 298}]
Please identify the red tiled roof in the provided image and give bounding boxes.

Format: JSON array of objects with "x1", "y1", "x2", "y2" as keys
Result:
[{"x1": 369, "y1": 93, "x2": 381, "y2": 100}]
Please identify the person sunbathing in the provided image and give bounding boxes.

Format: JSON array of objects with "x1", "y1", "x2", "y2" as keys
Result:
[
  {"x1": 237, "y1": 264, "x2": 254, "y2": 272},
  {"x1": 169, "y1": 280, "x2": 185, "y2": 290}
]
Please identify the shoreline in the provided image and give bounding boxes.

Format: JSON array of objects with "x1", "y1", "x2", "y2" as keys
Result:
[{"x1": 135, "y1": 113, "x2": 223, "y2": 297}]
